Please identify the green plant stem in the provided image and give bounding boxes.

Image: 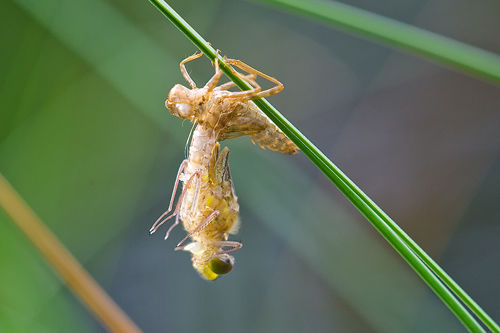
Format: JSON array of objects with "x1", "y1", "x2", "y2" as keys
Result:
[
  {"x1": 148, "y1": 1, "x2": 495, "y2": 332},
  {"x1": 261, "y1": 1, "x2": 500, "y2": 330},
  {"x1": 260, "y1": 0, "x2": 500, "y2": 85},
  {"x1": 261, "y1": 1, "x2": 500, "y2": 331}
]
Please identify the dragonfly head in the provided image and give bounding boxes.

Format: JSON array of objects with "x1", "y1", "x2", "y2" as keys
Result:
[
  {"x1": 183, "y1": 242, "x2": 234, "y2": 280},
  {"x1": 166, "y1": 84, "x2": 195, "y2": 119},
  {"x1": 199, "y1": 254, "x2": 234, "y2": 280}
]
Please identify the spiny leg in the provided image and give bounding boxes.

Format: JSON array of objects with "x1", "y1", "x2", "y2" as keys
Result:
[
  {"x1": 149, "y1": 160, "x2": 187, "y2": 233},
  {"x1": 150, "y1": 170, "x2": 200, "y2": 234},
  {"x1": 214, "y1": 73, "x2": 258, "y2": 91},
  {"x1": 180, "y1": 52, "x2": 203, "y2": 89},
  {"x1": 150, "y1": 171, "x2": 199, "y2": 234},
  {"x1": 215, "y1": 241, "x2": 243, "y2": 255},
  {"x1": 228, "y1": 59, "x2": 282, "y2": 94},
  {"x1": 205, "y1": 51, "x2": 260, "y2": 92},
  {"x1": 174, "y1": 210, "x2": 220, "y2": 249},
  {"x1": 204, "y1": 50, "x2": 224, "y2": 92},
  {"x1": 222, "y1": 58, "x2": 283, "y2": 100}
]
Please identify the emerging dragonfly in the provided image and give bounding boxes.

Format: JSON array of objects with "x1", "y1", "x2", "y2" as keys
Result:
[
  {"x1": 150, "y1": 142, "x2": 240, "y2": 280},
  {"x1": 150, "y1": 52, "x2": 297, "y2": 280}
]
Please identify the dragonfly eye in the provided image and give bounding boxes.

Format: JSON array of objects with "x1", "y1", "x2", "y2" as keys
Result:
[
  {"x1": 176, "y1": 103, "x2": 192, "y2": 117},
  {"x1": 208, "y1": 255, "x2": 233, "y2": 275},
  {"x1": 166, "y1": 84, "x2": 194, "y2": 119}
]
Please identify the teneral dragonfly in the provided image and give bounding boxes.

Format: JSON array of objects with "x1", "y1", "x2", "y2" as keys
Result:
[{"x1": 150, "y1": 141, "x2": 240, "y2": 280}]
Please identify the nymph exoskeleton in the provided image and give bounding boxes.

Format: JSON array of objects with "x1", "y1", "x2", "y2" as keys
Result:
[
  {"x1": 150, "y1": 51, "x2": 297, "y2": 280},
  {"x1": 166, "y1": 51, "x2": 299, "y2": 154}
]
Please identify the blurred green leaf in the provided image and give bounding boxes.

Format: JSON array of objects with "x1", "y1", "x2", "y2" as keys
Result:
[
  {"x1": 258, "y1": 0, "x2": 500, "y2": 85},
  {"x1": 3, "y1": 0, "x2": 497, "y2": 332}
]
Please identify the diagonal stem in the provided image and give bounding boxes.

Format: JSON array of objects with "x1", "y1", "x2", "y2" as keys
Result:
[
  {"x1": 0, "y1": 174, "x2": 142, "y2": 333},
  {"x1": 259, "y1": 1, "x2": 500, "y2": 331},
  {"x1": 148, "y1": 1, "x2": 499, "y2": 332}
]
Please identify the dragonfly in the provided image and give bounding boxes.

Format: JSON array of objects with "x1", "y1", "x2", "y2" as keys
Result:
[
  {"x1": 150, "y1": 142, "x2": 240, "y2": 280},
  {"x1": 150, "y1": 52, "x2": 297, "y2": 279}
]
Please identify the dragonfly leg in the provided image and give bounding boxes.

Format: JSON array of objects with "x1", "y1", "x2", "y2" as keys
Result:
[
  {"x1": 150, "y1": 169, "x2": 199, "y2": 234},
  {"x1": 174, "y1": 210, "x2": 220, "y2": 249},
  {"x1": 214, "y1": 73, "x2": 258, "y2": 91},
  {"x1": 206, "y1": 51, "x2": 261, "y2": 92},
  {"x1": 164, "y1": 214, "x2": 180, "y2": 240},
  {"x1": 204, "y1": 50, "x2": 224, "y2": 92},
  {"x1": 215, "y1": 240, "x2": 242, "y2": 255},
  {"x1": 222, "y1": 59, "x2": 283, "y2": 100},
  {"x1": 149, "y1": 160, "x2": 187, "y2": 233},
  {"x1": 190, "y1": 171, "x2": 201, "y2": 214},
  {"x1": 180, "y1": 52, "x2": 203, "y2": 89}
]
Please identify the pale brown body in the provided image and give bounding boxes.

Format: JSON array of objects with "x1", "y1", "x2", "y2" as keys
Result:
[
  {"x1": 199, "y1": 95, "x2": 297, "y2": 154},
  {"x1": 166, "y1": 52, "x2": 299, "y2": 154}
]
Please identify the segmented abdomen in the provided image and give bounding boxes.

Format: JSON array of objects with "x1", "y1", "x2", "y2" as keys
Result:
[
  {"x1": 249, "y1": 123, "x2": 298, "y2": 154},
  {"x1": 213, "y1": 99, "x2": 299, "y2": 155}
]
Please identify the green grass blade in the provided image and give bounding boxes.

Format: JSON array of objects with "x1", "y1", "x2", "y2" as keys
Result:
[
  {"x1": 259, "y1": 1, "x2": 500, "y2": 330},
  {"x1": 148, "y1": 1, "x2": 493, "y2": 332},
  {"x1": 259, "y1": 0, "x2": 500, "y2": 85}
]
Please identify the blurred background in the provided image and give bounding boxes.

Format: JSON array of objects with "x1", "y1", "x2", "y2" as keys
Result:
[{"x1": 1, "y1": 0, "x2": 499, "y2": 332}]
